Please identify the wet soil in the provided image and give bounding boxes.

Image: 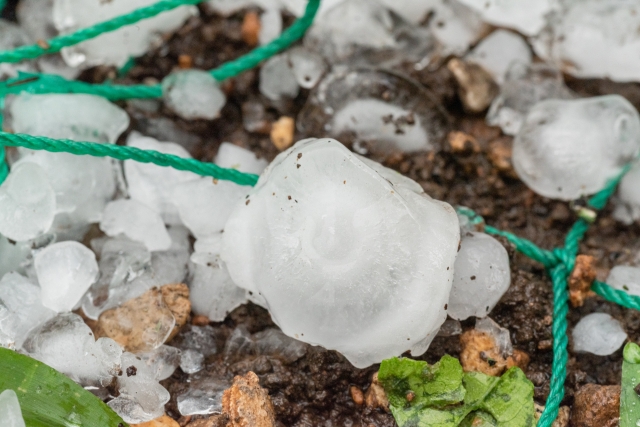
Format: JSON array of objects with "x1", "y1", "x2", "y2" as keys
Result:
[{"x1": 9, "y1": 2, "x2": 640, "y2": 425}]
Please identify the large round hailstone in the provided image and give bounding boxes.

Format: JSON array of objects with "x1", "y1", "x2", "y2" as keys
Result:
[
  {"x1": 513, "y1": 95, "x2": 640, "y2": 200},
  {"x1": 221, "y1": 138, "x2": 460, "y2": 368},
  {"x1": 448, "y1": 232, "x2": 510, "y2": 320}
]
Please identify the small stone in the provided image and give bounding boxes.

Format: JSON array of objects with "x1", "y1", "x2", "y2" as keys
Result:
[
  {"x1": 178, "y1": 54, "x2": 192, "y2": 69},
  {"x1": 349, "y1": 386, "x2": 364, "y2": 406},
  {"x1": 572, "y1": 312, "x2": 627, "y2": 356},
  {"x1": 487, "y1": 137, "x2": 516, "y2": 177},
  {"x1": 459, "y1": 327, "x2": 529, "y2": 376},
  {"x1": 569, "y1": 255, "x2": 597, "y2": 307},
  {"x1": 534, "y1": 404, "x2": 570, "y2": 427},
  {"x1": 222, "y1": 371, "x2": 276, "y2": 427},
  {"x1": 184, "y1": 415, "x2": 229, "y2": 427},
  {"x1": 0, "y1": 389, "x2": 25, "y2": 427},
  {"x1": 447, "y1": 58, "x2": 499, "y2": 113},
  {"x1": 270, "y1": 116, "x2": 295, "y2": 151},
  {"x1": 447, "y1": 131, "x2": 480, "y2": 154},
  {"x1": 132, "y1": 414, "x2": 180, "y2": 427},
  {"x1": 162, "y1": 70, "x2": 227, "y2": 120},
  {"x1": 571, "y1": 384, "x2": 620, "y2": 427},
  {"x1": 241, "y1": 11, "x2": 260, "y2": 46},
  {"x1": 192, "y1": 315, "x2": 210, "y2": 326},
  {"x1": 364, "y1": 373, "x2": 389, "y2": 412}
]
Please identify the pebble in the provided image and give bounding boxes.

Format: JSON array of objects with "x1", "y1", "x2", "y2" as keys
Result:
[
  {"x1": 222, "y1": 372, "x2": 276, "y2": 427},
  {"x1": 241, "y1": 11, "x2": 260, "y2": 47},
  {"x1": 132, "y1": 415, "x2": 180, "y2": 427},
  {"x1": 571, "y1": 384, "x2": 620, "y2": 427},
  {"x1": 568, "y1": 255, "x2": 597, "y2": 307},
  {"x1": 270, "y1": 116, "x2": 295, "y2": 151},
  {"x1": 447, "y1": 58, "x2": 499, "y2": 113}
]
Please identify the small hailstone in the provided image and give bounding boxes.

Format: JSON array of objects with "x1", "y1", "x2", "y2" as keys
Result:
[
  {"x1": 0, "y1": 390, "x2": 25, "y2": 427},
  {"x1": 287, "y1": 46, "x2": 327, "y2": 89},
  {"x1": 162, "y1": 70, "x2": 226, "y2": 120},
  {"x1": 0, "y1": 273, "x2": 56, "y2": 349},
  {"x1": 224, "y1": 326, "x2": 255, "y2": 358},
  {"x1": 606, "y1": 266, "x2": 640, "y2": 297},
  {"x1": 533, "y1": 0, "x2": 640, "y2": 82},
  {"x1": 34, "y1": 241, "x2": 99, "y2": 312},
  {"x1": 259, "y1": 54, "x2": 300, "y2": 101},
  {"x1": 23, "y1": 313, "x2": 123, "y2": 387},
  {"x1": 138, "y1": 345, "x2": 182, "y2": 381},
  {"x1": 513, "y1": 95, "x2": 640, "y2": 200},
  {"x1": 100, "y1": 199, "x2": 172, "y2": 252},
  {"x1": 222, "y1": 138, "x2": 460, "y2": 368},
  {"x1": 448, "y1": 232, "x2": 510, "y2": 321},
  {"x1": 457, "y1": 0, "x2": 558, "y2": 37},
  {"x1": 173, "y1": 325, "x2": 219, "y2": 357},
  {"x1": 177, "y1": 373, "x2": 229, "y2": 416},
  {"x1": 0, "y1": 237, "x2": 31, "y2": 279},
  {"x1": 180, "y1": 349, "x2": 205, "y2": 374},
  {"x1": 52, "y1": 0, "x2": 197, "y2": 68},
  {"x1": 253, "y1": 328, "x2": 307, "y2": 364},
  {"x1": 572, "y1": 312, "x2": 627, "y2": 356},
  {"x1": 108, "y1": 352, "x2": 170, "y2": 424},
  {"x1": 259, "y1": 8, "x2": 282, "y2": 45},
  {"x1": 215, "y1": 142, "x2": 269, "y2": 175},
  {"x1": 0, "y1": 163, "x2": 56, "y2": 242},
  {"x1": 0, "y1": 20, "x2": 37, "y2": 79},
  {"x1": 466, "y1": 30, "x2": 532, "y2": 85},
  {"x1": 124, "y1": 132, "x2": 200, "y2": 225},
  {"x1": 476, "y1": 317, "x2": 512, "y2": 356},
  {"x1": 487, "y1": 62, "x2": 574, "y2": 136},
  {"x1": 614, "y1": 161, "x2": 640, "y2": 224},
  {"x1": 171, "y1": 179, "x2": 249, "y2": 239}
]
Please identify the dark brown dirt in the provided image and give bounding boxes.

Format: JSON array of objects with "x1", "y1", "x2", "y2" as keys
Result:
[{"x1": 8, "y1": 1, "x2": 640, "y2": 425}]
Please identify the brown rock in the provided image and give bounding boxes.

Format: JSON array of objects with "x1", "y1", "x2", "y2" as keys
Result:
[
  {"x1": 349, "y1": 385, "x2": 364, "y2": 405},
  {"x1": 487, "y1": 137, "x2": 517, "y2": 178},
  {"x1": 94, "y1": 284, "x2": 190, "y2": 352},
  {"x1": 364, "y1": 372, "x2": 389, "y2": 412},
  {"x1": 133, "y1": 415, "x2": 180, "y2": 427},
  {"x1": 534, "y1": 405, "x2": 570, "y2": 427},
  {"x1": 270, "y1": 117, "x2": 295, "y2": 151},
  {"x1": 192, "y1": 315, "x2": 211, "y2": 326},
  {"x1": 222, "y1": 371, "x2": 276, "y2": 427},
  {"x1": 447, "y1": 131, "x2": 480, "y2": 154},
  {"x1": 242, "y1": 11, "x2": 261, "y2": 47},
  {"x1": 571, "y1": 384, "x2": 620, "y2": 427},
  {"x1": 185, "y1": 415, "x2": 229, "y2": 427},
  {"x1": 459, "y1": 329, "x2": 529, "y2": 376},
  {"x1": 569, "y1": 255, "x2": 597, "y2": 307},
  {"x1": 447, "y1": 58, "x2": 499, "y2": 113},
  {"x1": 178, "y1": 54, "x2": 193, "y2": 69}
]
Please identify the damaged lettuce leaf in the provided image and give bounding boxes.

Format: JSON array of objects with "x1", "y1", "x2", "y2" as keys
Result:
[
  {"x1": 378, "y1": 355, "x2": 535, "y2": 427},
  {"x1": 621, "y1": 342, "x2": 640, "y2": 427}
]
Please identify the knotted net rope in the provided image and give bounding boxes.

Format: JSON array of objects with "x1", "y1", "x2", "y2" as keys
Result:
[{"x1": 0, "y1": 1, "x2": 635, "y2": 426}]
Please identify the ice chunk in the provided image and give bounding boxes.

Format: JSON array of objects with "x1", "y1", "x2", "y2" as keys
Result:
[
  {"x1": 487, "y1": 62, "x2": 574, "y2": 136},
  {"x1": 457, "y1": 0, "x2": 558, "y2": 37},
  {"x1": 259, "y1": 54, "x2": 300, "y2": 101},
  {"x1": 0, "y1": 390, "x2": 25, "y2": 427},
  {"x1": 23, "y1": 313, "x2": 123, "y2": 387},
  {"x1": 162, "y1": 70, "x2": 226, "y2": 120},
  {"x1": 0, "y1": 273, "x2": 56, "y2": 349},
  {"x1": 0, "y1": 20, "x2": 37, "y2": 79},
  {"x1": 34, "y1": 241, "x2": 99, "y2": 312},
  {"x1": 0, "y1": 163, "x2": 55, "y2": 242},
  {"x1": 124, "y1": 132, "x2": 200, "y2": 225},
  {"x1": 223, "y1": 326, "x2": 255, "y2": 359},
  {"x1": 615, "y1": 162, "x2": 640, "y2": 224},
  {"x1": 17, "y1": 0, "x2": 56, "y2": 41},
  {"x1": 253, "y1": 328, "x2": 307, "y2": 364},
  {"x1": 138, "y1": 345, "x2": 182, "y2": 381},
  {"x1": 606, "y1": 266, "x2": 640, "y2": 297},
  {"x1": 177, "y1": 372, "x2": 229, "y2": 416},
  {"x1": 299, "y1": 68, "x2": 450, "y2": 154},
  {"x1": 259, "y1": 8, "x2": 282, "y2": 45},
  {"x1": 172, "y1": 325, "x2": 219, "y2": 357},
  {"x1": 180, "y1": 349, "x2": 205, "y2": 374},
  {"x1": 448, "y1": 232, "x2": 510, "y2": 321},
  {"x1": 476, "y1": 317, "x2": 512, "y2": 357},
  {"x1": 52, "y1": 0, "x2": 197, "y2": 68},
  {"x1": 172, "y1": 179, "x2": 249, "y2": 239},
  {"x1": 572, "y1": 312, "x2": 627, "y2": 356},
  {"x1": 221, "y1": 138, "x2": 460, "y2": 367},
  {"x1": 437, "y1": 318, "x2": 462, "y2": 337},
  {"x1": 287, "y1": 46, "x2": 327, "y2": 89},
  {"x1": 100, "y1": 199, "x2": 172, "y2": 252},
  {"x1": 108, "y1": 352, "x2": 170, "y2": 424},
  {"x1": 215, "y1": 142, "x2": 268, "y2": 175},
  {"x1": 466, "y1": 30, "x2": 532, "y2": 85},
  {"x1": 533, "y1": 0, "x2": 640, "y2": 82},
  {"x1": 513, "y1": 95, "x2": 640, "y2": 200},
  {"x1": 0, "y1": 237, "x2": 31, "y2": 279}
]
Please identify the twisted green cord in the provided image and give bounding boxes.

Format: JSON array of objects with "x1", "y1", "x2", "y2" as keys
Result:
[{"x1": 0, "y1": 0, "x2": 204, "y2": 63}]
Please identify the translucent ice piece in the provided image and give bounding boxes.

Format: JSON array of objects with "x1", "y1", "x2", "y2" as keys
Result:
[
  {"x1": 607, "y1": 266, "x2": 640, "y2": 297},
  {"x1": 572, "y1": 312, "x2": 627, "y2": 356},
  {"x1": 100, "y1": 199, "x2": 172, "y2": 252},
  {"x1": 513, "y1": 95, "x2": 640, "y2": 200},
  {"x1": 299, "y1": 68, "x2": 450, "y2": 154},
  {"x1": 253, "y1": 328, "x2": 307, "y2": 364},
  {"x1": 0, "y1": 237, "x2": 31, "y2": 279},
  {"x1": 23, "y1": 313, "x2": 123, "y2": 387},
  {"x1": 457, "y1": 0, "x2": 558, "y2": 37},
  {"x1": 52, "y1": 0, "x2": 197, "y2": 68},
  {"x1": 533, "y1": 0, "x2": 640, "y2": 82},
  {"x1": 0, "y1": 273, "x2": 56, "y2": 349},
  {"x1": 0, "y1": 390, "x2": 25, "y2": 427},
  {"x1": 124, "y1": 132, "x2": 201, "y2": 225},
  {"x1": 615, "y1": 161, "x2": 640, "y2": 224},
  {"x1": 180, "y1": 349, "x2": 204, "y2": 374},
  {"x1": 487, "y1": 62, "x2": 574, "y2": 136},
  {"x1": 162, "y1": 70, "x2": 226, "y2": 120},
  {"x1": 0, "y1": 163, "x2": 55, "y2": 242},
  {"x1": 34, "y1": 241, "x2": 99, "y2": 312},
  {"x1": 176, "y1": 372, "x2": 229, "y2": 416},
  {"x1": 215, "y1": 143, "x2": 268, "y2": 175},
  {"x1": 448, "y1": 232, "x2": 510, "y2": 321},
  {"x1": 475, "y1": 317, "x2": 512, "y2": 357},
  {"x1": 172, "y1": 179, "x2": 249, "y2": 239},
  {"x1": 138, "y1": 345, "x2": 182, "y2": 381},
  {"x1": 287, "y1": 46, "x2": 327, "y2": 89},
  {"x1": 17, "y1": 0, "x2": 56, "y2": 42},
  {"x1": 221, "y1": 138, "x2": 460, "y2": 367},
  {"x1": 466, "y1": 30, "x2": 532, "y2": 85},
  {"x1": 259, "y1": 54, "x2": 300, "y2": 101},
  {"x1": 172, "y1": 325, "x2": 219, "y2": 357}
]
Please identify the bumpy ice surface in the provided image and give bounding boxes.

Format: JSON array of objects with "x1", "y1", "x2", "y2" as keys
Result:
[{"x1": 572, "y1": 312, "x2": 627, "y2": 356}]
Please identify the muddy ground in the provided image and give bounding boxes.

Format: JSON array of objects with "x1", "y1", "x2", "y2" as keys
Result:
[{"x1": 7, "y1": 2, "x2": 640, "y2": 426}]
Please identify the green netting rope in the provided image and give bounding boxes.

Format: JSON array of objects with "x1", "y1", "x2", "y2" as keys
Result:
[{"x1": 459, "y1": 166, "x2": 640, "y2": 426}]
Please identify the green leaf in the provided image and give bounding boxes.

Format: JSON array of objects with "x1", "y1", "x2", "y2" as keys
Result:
[
  {"x1": 621, "y1": 342, "x2": 640, "y2": 427},
  {"x1": 0, "y1": 347, "x2": 128, "y2": 427},
  {"x1": 379, "y1": 355, "x2": 535, "y2": 427}
]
